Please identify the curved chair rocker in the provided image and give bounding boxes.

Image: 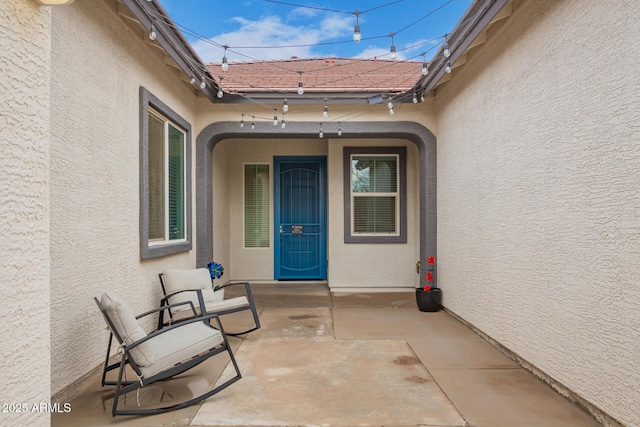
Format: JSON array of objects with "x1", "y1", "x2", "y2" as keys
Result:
[
  {"x1": 158, "y1": 268, "x2": 261, "y2": 336},
  {"x1": 95, "y1": 292, "x2": 241, "y2": 417}
]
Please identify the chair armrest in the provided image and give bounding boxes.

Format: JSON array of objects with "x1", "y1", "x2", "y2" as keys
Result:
[
  {"x1": 124, "y1": 311, "x2": 225, "y2": 351},
  {"x1": 218, "y1": 281, "x2": 253, "y2": 297},
  {"x1": 136, "y1": 301, "x2": 197, "y2": 320}
]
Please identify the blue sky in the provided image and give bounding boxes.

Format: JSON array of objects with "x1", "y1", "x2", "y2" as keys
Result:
[{"x1": 158, "y1": 0, "x2": 473, "y2": 63}]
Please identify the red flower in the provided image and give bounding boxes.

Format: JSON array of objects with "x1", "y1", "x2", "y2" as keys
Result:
[
  {"x1": 427, "y1": 256, "x2": 436, "y2": 265},
  {"x1": 423, "y1": 285, "x2": 431, "y2": 291},
  {"x1": 426, "y1": 272, "x2": 433, "y2": 282}
]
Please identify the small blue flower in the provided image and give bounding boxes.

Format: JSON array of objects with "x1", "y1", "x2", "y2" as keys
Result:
[{"x1": 207, "y1": 261, "x2": 224, "y2": 280}]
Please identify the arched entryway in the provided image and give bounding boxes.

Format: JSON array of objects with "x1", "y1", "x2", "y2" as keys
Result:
[{"x1": 195, "y1": 121, "x2": 436, "y2": 287}]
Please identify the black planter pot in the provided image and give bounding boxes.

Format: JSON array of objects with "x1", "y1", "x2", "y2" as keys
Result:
[{"x1": 416, "y1": 287, "x2": 442, "y2": 312}]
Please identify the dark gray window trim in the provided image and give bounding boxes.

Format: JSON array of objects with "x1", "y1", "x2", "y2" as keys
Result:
[
  {"x1": 139, "y1": 87, "x2": 192, "y2": 259},
  {"x1": 343, "y1": 146, "x2": 407, "y2": 243}
]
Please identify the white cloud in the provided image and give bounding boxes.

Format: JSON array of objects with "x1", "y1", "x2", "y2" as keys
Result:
[{"x1": 191, "y1": 12, "x2": 353, "y2": 62}]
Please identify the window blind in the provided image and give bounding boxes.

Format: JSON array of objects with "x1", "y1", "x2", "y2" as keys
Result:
[{"x1": 244, "y1": 164, "x2": 270, "y2": 248}]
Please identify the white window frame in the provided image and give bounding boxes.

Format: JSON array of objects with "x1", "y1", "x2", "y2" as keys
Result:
[
  {"x1": 243, "y1": 163, "x2": 271, "y2": 249},
  {"x1": 343, "y1": 146, "x2": 406, "y2": 244},
  {"x1": 140, "y1": 87, "x2": 192, "y2": 260},
  {"x1": 148, "y1": 108, "x2": 187, "y2": 246},
  {"x1": 350, "y1": 153, "x2": 401, "y2": 237}
]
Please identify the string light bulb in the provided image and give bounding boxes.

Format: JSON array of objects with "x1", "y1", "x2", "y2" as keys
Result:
[
  {"x1": 190, "y1": 75, "x2": 195, "y2": 85},
  {"x1": 443, "y1": 42, "x2": 450, "y2": 58},
  {"x1": 338, "y1": 123, "x2": 342, "y2": 137},
  {"x1": 217, "y1": 77, "x2": 224, "y2": 98},
  {"x1": 251, "y1": 116, "x2": 255, "y2": 130},
  {"x1": 283, "y1": 98, "x2": 289, "y2": 113},
  {"x1": 421, "y1": 53, "x2": 428, "y2": 76},
  {"x1": 323, "y1": 104, "x2": 329, "y2": 119},
  {"x1": 389, "y1": 33, "x2": 397, "y2": 60},
  {"x1": 240, "y1": 114, "x2": 244, "y2": 128},
  {"x1": 413, "y1": 92, "x2": 418, "y2": 104},
  {"x1": 353, "y1": 11, "x2": 361, "y2": 42},
  {"x1": 297, "y1": 71, "x2": 304, "y2": 95},
  {"x1": 445, "y1": 62, "x2": 452, "y2": 74},
  {"x1": 319, "y1": 123, "x2": 323, "y2": 139},
  {"x1": 149, "y1": 24, "x2": 157, "y2": 41},
  {"x1": 221, "y1": 45, "x2": 229, "y2": 72},
  {"x1": 388, "y1": 100, "x2": 394, "y2": 115},
  {"x1": 281, "y1": 113, "x2": 286, "y2": 129},
  {"x1": 199, "y1": 77, "x2": 206, "y2": 90},
  {"x1": 273, "y1": 108, "x2": 278, "y2": 126}
]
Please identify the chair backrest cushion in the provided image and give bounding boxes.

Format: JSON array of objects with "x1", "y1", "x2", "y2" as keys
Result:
[
  {"x1": 162, "y1": 269, "x2": 223, "y2": 309},
  {"x1": 100, "y1": 292, "x2": 155, "y2": 367}
]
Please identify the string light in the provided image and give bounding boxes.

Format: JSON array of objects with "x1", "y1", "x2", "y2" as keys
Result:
[
  {"x1": 353, "y1": 11, "x2": 361, "y2": 42},
  {"x1": 273, "y1": 108, "x2": 278, "y2": 126},
  {"x1": 159, "y1": 2, "x2": 485, "y2": 121},
  {"x1": 319, "y1": 123, "x2": 324, "y2": 139},
  {"x1": 281, "y1": 113, "x2": 286, "y2": 129},
  {"x1": 217, "y1": 76, "x2": 224, "y2": 98},
  {"x1": 389, "y1": 33, "x2": 397, "y2": 60},
  {"x1": 297, "y1": 71, "x2": 304, "y2": 95},
  {"x1": 323, "y1": 102, "x2": 329, "y2": 119},
  {"x1": 251, "y1": 116, "x2": 255, "y2": 130},
  {"x1": 221, "y1": 45, "x2": 229, "y2": 71},
  {"x1": 421, "y1": 53, "x2": 429, "y2": 76},
  {"x1": 338, "y1": 123, "x2": 342, "y2": 137},
  {"x1": 149, "y1": 24, "x2": 157, "y2": 41}
]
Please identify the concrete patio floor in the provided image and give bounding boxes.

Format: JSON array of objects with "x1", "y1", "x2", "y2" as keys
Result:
[{"x1": 53, "y1": 283, "x2": 600, "y2": 426}]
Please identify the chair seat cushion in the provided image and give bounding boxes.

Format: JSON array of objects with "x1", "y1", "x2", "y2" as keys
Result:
[
  {"x1": 140, "y1": 322, "x2": 224, "y2": 379},
  {"x1": 170, "y1": 296, "x2": 250, "y2": 322}
]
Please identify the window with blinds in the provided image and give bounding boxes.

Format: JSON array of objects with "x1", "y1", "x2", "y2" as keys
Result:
[
  {"x1": 351, "y1": 155, "x2": 399, "y2": 235},
  {"x1": 148, "y1": 108, "x2": 186, "y2": 244},
  {"x1": 244, "y1": 164, "x2": 270, "y2": 248}
]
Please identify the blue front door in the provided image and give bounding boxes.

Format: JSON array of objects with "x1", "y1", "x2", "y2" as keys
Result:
[{"x1": 274, "y1": 156, "x2": 327, "y2": 280}]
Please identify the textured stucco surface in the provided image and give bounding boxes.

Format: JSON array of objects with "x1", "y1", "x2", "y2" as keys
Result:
[
  {"x1": 0, "y1": 1, "x2": 52, "y2": 424},
  {"x1": 435, "y1": 0, "x2": 640, "y2": 425},
  {"x1": 49, "y1": 2, "x2": 199, "y2": 395}
]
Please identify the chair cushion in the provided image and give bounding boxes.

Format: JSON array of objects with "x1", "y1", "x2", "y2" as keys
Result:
[
  {"x1": 162, "y1": 269, "x2": 224, "y2": 312},
  {"x1": 139, "y1": 322, "x2": 224, "y2": 379},
  {"x1": 100, "y1": 292, "x2": 155, "y2": 367}
]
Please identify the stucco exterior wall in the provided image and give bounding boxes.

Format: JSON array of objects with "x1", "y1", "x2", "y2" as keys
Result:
[
  {"x1": 434, "y1": 0, "x2": 640, "y2": 425},
  {"x1": 49, "y1": 1, "x2": 199, "y2": 395},
  {"x1": 328, "y1": 139, "x2": 420, "y2": 291},
  {"x1": 0, "y1": 1, "x2": 52, "y2": 424}
]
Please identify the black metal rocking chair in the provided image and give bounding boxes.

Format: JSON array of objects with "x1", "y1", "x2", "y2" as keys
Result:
[
  {"x1": 95, "y1": 291, "x2": 242, "y2": 416},
  {"x1": 158, "y1": 268, "x2": 261, "y2": 336}
]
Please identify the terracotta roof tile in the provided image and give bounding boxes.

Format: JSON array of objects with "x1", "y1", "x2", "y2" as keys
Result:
[{"x1": 207, "y1": 58, "x2": 423, "y2": 95}]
